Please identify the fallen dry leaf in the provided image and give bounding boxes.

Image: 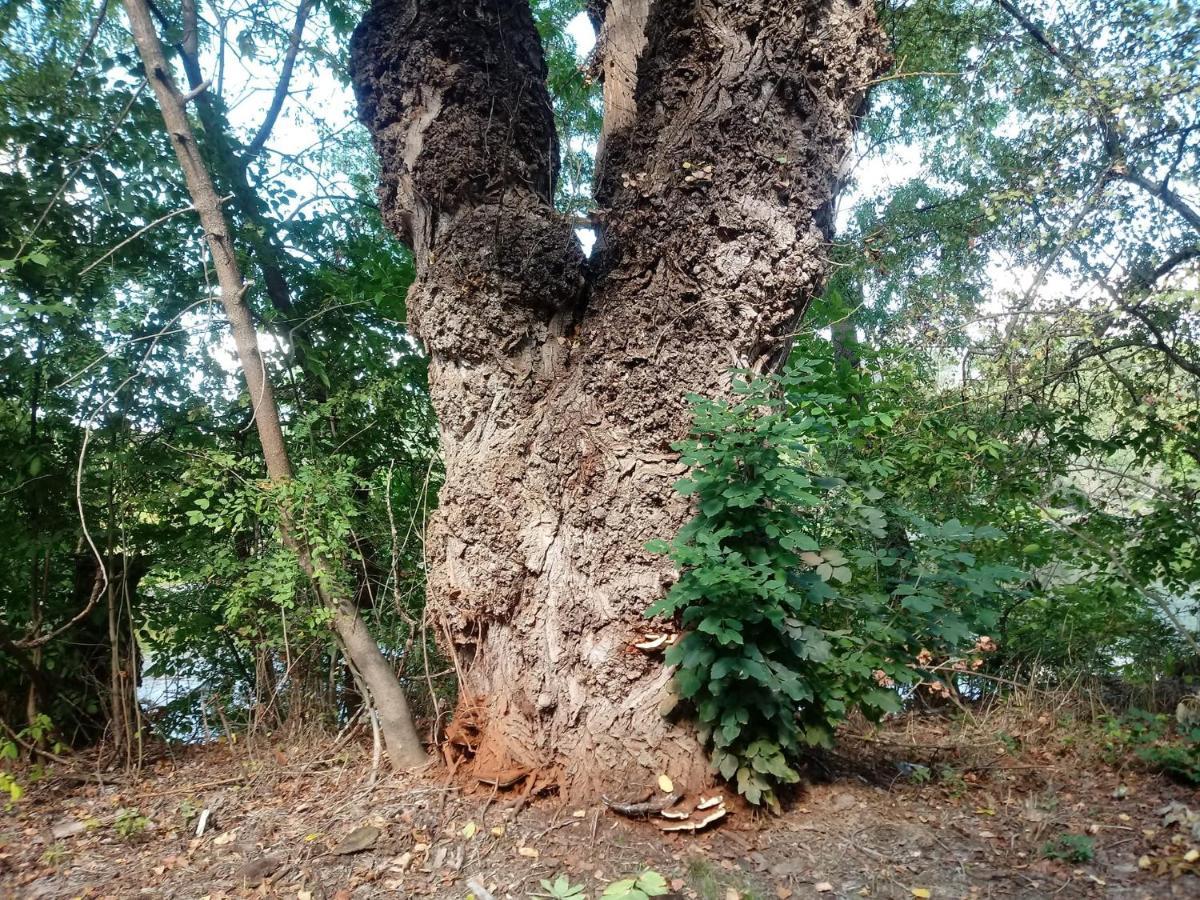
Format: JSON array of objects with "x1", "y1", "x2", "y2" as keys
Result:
[
  {"x1": 329, "y1": 825, "x2": 380, "y2": 856},
  {"x1": 517, "y1": 846, "x2": 539, "y2": 858},
  {"x1": 234, "y1": 854, "x2": 284, "y2": 888},
  {"x1": 50, "y1": 819, "x2": 87, "y2": 840}
]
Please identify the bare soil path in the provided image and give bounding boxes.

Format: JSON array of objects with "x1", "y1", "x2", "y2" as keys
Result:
[{"x1": 3, "y1": 713, "x2": 1198, "y2": 899}]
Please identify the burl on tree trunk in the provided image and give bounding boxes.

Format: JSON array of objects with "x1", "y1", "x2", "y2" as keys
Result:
[{"x1": 352, "y1": 0, "x2": 887, "y2": 797}]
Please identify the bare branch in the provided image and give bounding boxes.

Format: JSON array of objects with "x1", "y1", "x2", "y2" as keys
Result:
[
  {"x1": 15, "y1": 563, "x2": 104, "y2": 650},
  {"x1": 1163, "y1": 126, "x2": 1195, "y2": 190},
  {"x1": 67, "y1": 0, "x2": 111, "y2": 86},
  {"x1": 1149, "y1": 245, "x2": 1200, "y2": 283},
  {"x1": 78, "y1": 199, "x2": 229, "y2": 275},
  {"x1": 244, "y1": 0, "x2": 315, "y2": 161},
  {"x1": 181, "y1": 78, "x2": 211, "y2": 104},
  {"x1": 120, "y1": 0, "x2": 427, "y2": 768},
  {"x1": 1120, "y1": 303, "x2": 1200, "y2": 378}
]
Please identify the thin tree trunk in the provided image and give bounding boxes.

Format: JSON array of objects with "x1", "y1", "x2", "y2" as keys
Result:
[
  {"x1": 119, "y1": 0, "x2": 427, "y2": 769},
  {"x1": 171, "y1": 0, "x2": 327, "y2": 401},
  {"x1": 352, "y1": 0, "x2": 887, "y2": 796}
]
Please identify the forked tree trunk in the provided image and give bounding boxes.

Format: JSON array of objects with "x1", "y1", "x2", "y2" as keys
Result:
[{"x1": 352, "y1": 0, "x2": 887, "y2": 797}]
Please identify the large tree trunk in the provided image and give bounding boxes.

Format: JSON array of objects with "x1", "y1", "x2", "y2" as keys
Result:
[{"x1": 352, "y1": 0, "x2": 887, "y2": 797}]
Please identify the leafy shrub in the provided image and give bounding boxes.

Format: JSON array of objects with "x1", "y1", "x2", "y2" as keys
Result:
[
  {"x1": 1105, "y1": 710, "x2": 1200, "y2": 785},
  {"x1": 113, "y1": 807, "x2": 150, "y2": 840},
  {"x1": 532, "y1": 870, "x2": 669, "y2": 900},
  {"x1": 0, "y1": 771, "x2": 22, "y2": 808},
  {"x1": 1041, "y1": 833, "x2": 1095, "y2": 863},
  {"x1": 39, "y1": 842, "x2": 69, "y2": 867},
  {"x1": 648, "y1": 356, "x2": 1018, "y2": 807},
  {"x1": 1, "y1": 714, "x2": 65, "y2": 808}
]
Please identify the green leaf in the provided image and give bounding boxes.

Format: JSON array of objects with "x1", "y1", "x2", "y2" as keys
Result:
[
  {"x1": 634, "y1": 870, "x2": 669, "y2": 896},
  {"x1": 779, "y1": 530, "x2": 819, "y2": 551}
]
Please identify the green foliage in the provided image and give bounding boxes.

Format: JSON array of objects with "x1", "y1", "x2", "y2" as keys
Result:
[
  {"x1": 113, "y1": 807, "x2": 149, "y2": 840},
  {"x1": 600, "y1": 871, "x2": 669, "y2": 900},
  {"x1": 1104, "y1": 710, "x2": 1200, "y2": 786},
  {"x1": 0, "y1": 715, "x2": 65, "y2": 808},
  {"x1": 650, "y1": 350, "x2": 1018, "y2": 806},
  {"x1": 529, "y1": 871, "x2": 670, "y2": 900},
  {"x1": 177, "y1": 798, "x2": 200, "y2": 825},
  {"x1": 832, "y1": 0, "x2": 1200, "y2": 684},
  {"x1": 1041, "y1": 833, "x2": 1096, "y2": 864},
  {"x1": 533, "y1": 875, "x2": 587, "y2": 900},
  {"x1": 39, "y1": 842, "x2": 69, "y2": 867},
  {"x1": 1, "y1": 0, "x2": 1197, "y2": 788},
  {"x1": 531, "y1": 0, "x2": 600, "y2": 218},
  {"x1": 0, "y1": 772, "x2": 22, "y2": 808},
  {"x1": 0, "y1": 0, "x2": 445, "y2": 744}
]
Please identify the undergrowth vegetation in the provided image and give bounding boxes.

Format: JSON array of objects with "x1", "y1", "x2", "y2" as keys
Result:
[
  {"x1": 649, "y1": 348, "x2": 1016, "y2": 806},
  {"x1": 1103, "y1": 710, "x2": 1200, "y2": 786},
  {"x1": 651, "y1": 338, "x2": 1199, "y2": 805}
]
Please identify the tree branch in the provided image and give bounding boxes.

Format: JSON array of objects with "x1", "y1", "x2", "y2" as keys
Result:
[
  {"x1": 79, "y1": 196, "x2": 232, "y2": 275},
  {"x1": 67, "y1": 0, "x2": 111, "y2": 86},
  {"x1": 10, "y1": 81, "x2": 146, "y2": 264},
  {"x1": 1163, "y1": 126, "x2": 1195, "y2": 190},
  {"x1": 1120, "y1": 302, "x2": 1200, "y2": 378},
  {"x1": 994, "y1": 1, "x2": 1200, "y2": 235},
  {"x1": 181, "y1": 0, "x2": 198, "y2": 59},
  {"x1": 1066, "y1": 243, "x2": 1200, "y2": 378},
  {"x1": 244, "y1": 0, "x2": 315, "y2": 161},
  {"x1": 120, "y1": 0, "x2": 427, "y2": 768},
  {"x1": 1108, "y1": 167, "x2": 1200, "y2": 235},
  {"x1": 15, "y1": 567, "x2": 105, "y2": 650},
  {"x1": 1149, "y1": 245, "x2": 1200, "y2": 283}
]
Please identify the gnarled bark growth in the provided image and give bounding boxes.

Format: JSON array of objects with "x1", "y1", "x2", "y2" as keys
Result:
[{"x1": 352, "y1": 0, "x2": 888, "y2": 797}]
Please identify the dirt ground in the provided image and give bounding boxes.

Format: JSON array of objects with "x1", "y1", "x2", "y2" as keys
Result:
[{"x1": 3, "y1": 710, "x2": 1199, "y2": 899}]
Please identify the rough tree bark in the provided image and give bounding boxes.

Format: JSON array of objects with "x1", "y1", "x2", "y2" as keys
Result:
[
  {"x1": 120, "y1": 0, "x2": 427, "y2": 769},
  {"x1": 352, "y1": 0, "x2": 887, "y2": 796}
]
